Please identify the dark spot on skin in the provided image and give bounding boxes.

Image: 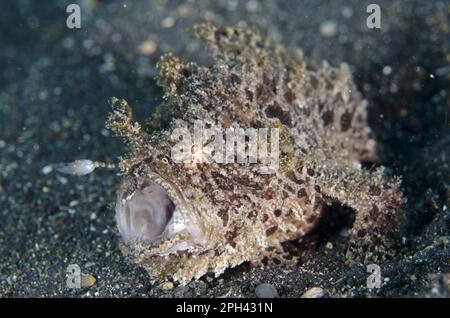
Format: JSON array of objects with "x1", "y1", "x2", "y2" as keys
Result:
[
  {"x1": 247, "y1": 211, "x2": 257, "y2": 220},
  {"x1": 369, "y1": 185, "x2": 381, "y2": 196},
  {"x1": 256, "y1": 84, "x2": 264, "y2": 99},
  {"x1": 272, "y1": 258, "x2": 281, "y2": 265},
  {"x1": 370, "y1": 209, "x2": 378, "y2": 221},
  {"x1": 198, "y1": 250, "x2": 209, "y2": 256},
  {"x1": 284, "y1": 89, "x2": 295, "y2": 103},
  {"x1": 234, "y1": 175, "x2": 263, "y2": 190},
  {"x1": 264, "y1": 102, "x2": 292, "y2": 125},
  {"x1": 262, "y1": 214, "x2": 269, "y2": 222},
  {"x1": 357, "y1": 229, "x2": 366, "y2": 237},
  {"x1": 317, "y1": 102, "x2": 324, "y2": 112},
  {"x1": 284, "y1": 184, "x2": 295, "y2": 193},
  {"x1": 230, "y1": 73, "x2": 241, "y2": 85},
  {"x1": 228, "y1": 192, "x2": 244, "y2": 203},
  {"x1": 372, "y1": 204, "x2": 379, "y2": 214},
  {"x1": 385, "y1": 212, "x2": 393, "y2": 221},
  {"x1": 309, "y1": 75, "x2": 319, "y2": 89},
  {"x1": 341, "y1": 111, "x2": 353, "y2": 132},
  {"x1": 356, "y1": 114, "x2": 364, "y2": 124},
  {"x1": 266, "y1": 226, "x2": 278, "y2": 236},
  {"x1": 261, "y1": 256, "x2": 269, "y2": 266},
  {"x1": 217, "y1": 209, "x2": 229, "y2": 226},
  {"x1": 263, "y1": 187, "x2": 275, "y2": 200},
  {"x1": 307, "y1": 168, "x2": 315, "y2": 176},
  {"x1": 359, "y1": 244, "x2": 368, "y2": 253},
  {"x1": 180, "y1": 68, "x2": 191, "y2": 78},
  {"x1": 175, "y1": 250, "x2": 193, "y2": 258},
  {"x1": 214, "y1": 28, "x2": 228, "y2": 40},
  {"x1": 274, "y1": 209, "x2": 282, "y2": 217},
  {"x1": 263, "y1": 74, "x2": 277, "y2": 94},
  {"x1": 245, "y1": 89, "x2": 254, "y2": 102},
  {"x1": 370, "y1": 204, "x2": 379, "y2": 221},
  {"x1": 281, "y1": 241, "x2": 298, "y2": 254},
  {"x1": 334, "y1": 92, "x2": 343, "y2": 101},
  {"x1": 285, "y1": 171, "x2": 304, "y2": 184},
  {"x1": 322, "y1": 110, "x2": 334, "y2": 126},
  {"x1": 297, "y1": 188, "x2": 307, "y2": 198},
  {"x1": 314, "y1": 185, "x2": 321, "y2": 193},
  {"x1": 225, "y1": 229, "x2": 239, "y2": 248},
  {"x1": 211, "y1": 171, "x2": 234, "y2": 191}
]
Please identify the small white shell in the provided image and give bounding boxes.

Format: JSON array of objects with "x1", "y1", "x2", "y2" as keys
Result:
[{"x1": 300, "y1": 287, "x2": 326, "y2": 298}]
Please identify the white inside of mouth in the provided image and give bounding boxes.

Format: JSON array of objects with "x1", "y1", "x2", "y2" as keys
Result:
[{"x1": 116, "y1": 182, "x2": 185, "y2": 243}]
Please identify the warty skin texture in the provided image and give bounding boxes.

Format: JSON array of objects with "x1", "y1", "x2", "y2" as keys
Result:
[{"x1": 106, "y1": 24, "x2": 404, "y2": 285}]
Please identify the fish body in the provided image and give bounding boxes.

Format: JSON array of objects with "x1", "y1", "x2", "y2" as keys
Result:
[{"x1": 107, "y1": 24, "x2": 404, "y2": 284}]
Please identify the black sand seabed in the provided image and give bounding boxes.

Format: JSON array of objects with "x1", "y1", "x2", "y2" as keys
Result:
[{"x1": 0, "y1": 0, "x2": 448, "y2": 297}]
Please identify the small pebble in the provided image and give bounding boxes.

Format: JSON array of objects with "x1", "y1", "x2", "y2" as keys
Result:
[
  {"x1": 255, "y1": 283, "x2": 279, "y2": 298},
  {"x1": 41, "y1": 165, "x2": 53, "y2": 175},
  {"x1": 320, "y1": 20, "x2": 337, "y2": 38},
  {"x1": 137, "y1": 40, "x2": 157, "y2": 56},
  {"x1": 177, "y1": 4, "x2": 191, "y2": 17},
  {"x1": 301, "y1": 287, "x2": 326, "y2": 298},
  {"x1": 161, "y1": 17, "x2": 175, "y2": 28},
  {"x1": 246, "y1": 0, "x2": 260, "y2": 12},
  {"x1": 383, "y1": 66, "x2": 393, "y2": 76},
  {"x1": 341, "y1": 6, "x2": 353, "y2": 18},
  {"x1": 161, "y1": 281, "x2": 174, "y2": 290}
]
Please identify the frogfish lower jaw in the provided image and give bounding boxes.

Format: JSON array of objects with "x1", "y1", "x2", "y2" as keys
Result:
[{"x1": 115, "y1": 176, "x2": 206, "y2": 254}]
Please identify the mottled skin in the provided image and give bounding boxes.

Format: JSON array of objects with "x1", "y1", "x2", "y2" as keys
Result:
[{"x1": 107, "y1": 24, "x2": 404, "y2": 284}]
